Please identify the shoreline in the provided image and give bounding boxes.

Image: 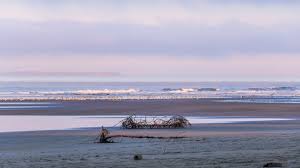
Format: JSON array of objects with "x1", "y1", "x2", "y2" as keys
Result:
[{"x1": 1, "y1": 99, "x2": 300, "y2": 117}]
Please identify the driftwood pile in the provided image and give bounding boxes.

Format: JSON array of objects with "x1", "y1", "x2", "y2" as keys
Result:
[
  {"x1": 95, "y1": 115, "x2": 191, "y2": 143},
  {"x1": 121, "y1": 115, "x2": 191, "y2": 129}
]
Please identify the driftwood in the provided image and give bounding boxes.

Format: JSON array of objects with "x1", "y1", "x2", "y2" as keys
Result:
[
  {"x1": 96, "y1": 131, "x2": 186, "y2": 143},
  {"x1": 95, "y1": 115, "x2": 191, "y2": 143},
  {"x1": 121, "y1": 115, "x2": 191, "y2": 129},
  {"x1": 96, "y1": 126, "x2": 113, "y2": 143}
]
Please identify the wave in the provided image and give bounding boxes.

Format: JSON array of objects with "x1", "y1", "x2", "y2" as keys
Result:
[
  {"x1": 72, "y1": 89, "x2": 139, "y2": 95},
  {"x1": 247, "y1": 88, "x2": 270, "y2": 91},
  {"x1": 1, "y1": 86, "x2": 299, "y2": 102},
  {"x1": 198, "y1": 88, "x2": 218, "y2": 91},
  {"x1": 162, "y1": 88, "x2": 218, "y2": 93},
  {"x1": 162, "y1": 88, "x2": 197, "y2": 93},
  {"x1": 248, "y1": 86, "x2": 297, "y2": 91},
  {"x1": 271, "y1": 87, "x2": 297, "y2": 91},
  {"x1": 8, "y1": 89, "x2": 140, "y2": 96}
]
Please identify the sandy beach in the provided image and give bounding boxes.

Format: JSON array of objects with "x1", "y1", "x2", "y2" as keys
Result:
[
  {"x1": 0, "y1": 126, "x2": 300, "y2": 168},
  {"x1": 0, "y1": 99, "x2": 300, "y2": 167}
]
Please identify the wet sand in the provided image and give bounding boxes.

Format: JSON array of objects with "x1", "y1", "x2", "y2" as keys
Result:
[
  {"x1": 1, "y1": 99, "x2": 300, "y2": 167},
  {"x1": 0, "y1": 99, "x2": 300, "y2": 117}
]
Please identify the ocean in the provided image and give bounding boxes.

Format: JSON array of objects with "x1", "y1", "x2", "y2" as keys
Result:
[{"x1": 1, "y1": 81, "x2": 300, "y2": 103}]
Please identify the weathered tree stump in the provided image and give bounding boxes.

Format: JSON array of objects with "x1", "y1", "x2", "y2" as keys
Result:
[{"x1": 97, "y1": 126, "x2": 113, "y2": 143}]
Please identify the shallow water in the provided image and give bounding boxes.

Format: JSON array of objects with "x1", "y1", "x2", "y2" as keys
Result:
[
  {"x1": 0, "y1": 115, "x2": 294, "y2": 133},
  {"x1": 0, "y1": 102, "x2": 59, "y2": 110},
  {"x1": 0, "y1": 106, "x2": 55, "y2": 109}
]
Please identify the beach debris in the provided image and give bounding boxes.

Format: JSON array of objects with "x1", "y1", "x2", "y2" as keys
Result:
[
  {"x1": 96, "y1": 130, "x2": 185, "y2": 143},
  {"x1": 95, "y1": 115, "x2": 190, "y2": 143},
  {"x1": 263, "y1": 162, "x2": 283, "y2": 167},
  {"x1": 95, "y1": 127, "x2": 186, "y2": 143},
  {"x1": 95, "y1": 126, "x2": 113, "y2": 143},
  {"x1": 133, "y1": 154, "x2": 143, "y2": 160},
  {"x1": 121, "y1": 115, "x2": 191, "y2": 129}
]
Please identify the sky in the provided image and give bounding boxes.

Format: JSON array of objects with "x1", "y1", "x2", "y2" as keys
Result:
[{"x1": 1, "y1": 0, "x2": 300, "y2": 82}]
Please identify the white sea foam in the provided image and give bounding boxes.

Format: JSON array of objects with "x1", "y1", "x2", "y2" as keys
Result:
[
  {"x1": 168, "y1": 88, "x2": 197, "y2": 93},
  {"x1": 23, "y1": 89, "x2": 140, "y2": 95},
  {"x1": 73, "y1": 89, "x2": 139, "y2": 95},
  {"x1": 162, "y1": 88, "x2": 218, "y2": 93}
]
